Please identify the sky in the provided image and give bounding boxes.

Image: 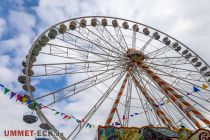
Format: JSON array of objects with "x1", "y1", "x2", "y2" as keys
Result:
[{"x1": 0, "y1": 0, "x2": 210, "y2": 140}]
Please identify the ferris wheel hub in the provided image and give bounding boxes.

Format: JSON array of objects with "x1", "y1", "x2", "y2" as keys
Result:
[{"x1": 126, "y1": 48, "x2": 145, "y2": 63}]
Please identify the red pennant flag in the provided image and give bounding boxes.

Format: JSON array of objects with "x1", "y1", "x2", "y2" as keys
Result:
[
  {"x1": 63, "y1": 115, "x2": 69, "y2": 119},
  {"x1": 16, "y1": 94, "x2": 23, "y2": 101}
]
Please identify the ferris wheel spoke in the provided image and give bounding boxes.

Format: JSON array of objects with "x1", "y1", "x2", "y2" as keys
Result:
[
  {"x1": 146, "y1": 62, "x2": 199, "y2": 73},
  {"x1": 147, "y1": 59, "x2": 190, "y2": 66},
  {"x1": 132, "y1": 30, "x2": 137, "y2": 48},
  {"x1": 35, "y1": 67, "x2": 120, "y2": 100},
  {"x1": 122, "y1": 77, "x2": 132, "y2": 127},
  {"x1": 67, "y1": 71, "x2": 125, "y2": 139},
  {"x1": 146, "y1": 46, "x2": 171, "y2": 57},
  {"x1": 132, "y1": 80, "x2": 151, "y2": 125},
  {"x1": 140, "y1": 37, "x2": 153, "y2": 51},
  {"x1": 46, "y1": 42, "x2": 121, "y2": 61},
  {"x1": 145, "y1": 56, "x2": 188, "y2": 66},
  {"x1": 105, "y1": 69, "x2": 131, "y2": 126},
  {"x1": 61, "y1": 27, "x2": 124, "y2": 58},
  {"x1": 153, "y1": 73, "x2": 206, "y2": 83},
  {"x1": 76, "y1": 29, "x2": 124, "y2": 58},
  {"x1": 32, "y1": 63, "x2": 122, "y2": 77},
  {"x1": 95, "y1": 20, "x2": 126, "y2": 53},
  {"x1": 114, "y1": 25, "x2": 129, "y2": 50},
  {"x1": 92, "y1": 81, "x2": 146, "y2": 108},
  {"x1": 73, "y1": 21, "x2": 125, "y2": 55},
  {"x1": 46, "y1": 71, "x2": 123, "y2": 107},
  {"x1": 32, "y1": 60, "x2": 122, "y2": 69}
]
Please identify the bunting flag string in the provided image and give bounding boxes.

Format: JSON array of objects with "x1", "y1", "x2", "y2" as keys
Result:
[{"x1": 0, "y1": 83, "x2": 209, "y2": 129}]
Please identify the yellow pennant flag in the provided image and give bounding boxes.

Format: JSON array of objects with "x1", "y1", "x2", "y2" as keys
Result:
[
  {"x1": 202, "y1": 84, "x2": 208, "y2": 90},
  {"x1": 22, "y1": 97, "x2": 28, "y2": 104}
]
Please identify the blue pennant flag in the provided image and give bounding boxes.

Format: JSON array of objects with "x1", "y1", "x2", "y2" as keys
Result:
[
  {"x1": 193, "y1": 86, "x2": 200, "y2": 92},
  {"x1": 61, "y1": 113, "x2": 65, "y2": 116},
  {"x1": 131, "y1": 114, "x2": 134, "y2": 117},
  {"x1": 26, "y1": 99, "x2": 33, "y2": 105}
]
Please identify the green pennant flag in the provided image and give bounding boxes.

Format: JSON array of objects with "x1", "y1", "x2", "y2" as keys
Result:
[
  {"x1": 32, "y1": 102, "x2": 38, "y2": 108},
  {"x1": 55, "y1": 112, "x2": 60, "y2": 115},
  {"x1": 177, "y1": 95, "x2": 184, "y2": 98},
  {"x1": 4, "y1": 88, "x2": 10, "y2": 94},
  {"x1": 89, "y1": 124, "x2": 92, "y2": 128}
]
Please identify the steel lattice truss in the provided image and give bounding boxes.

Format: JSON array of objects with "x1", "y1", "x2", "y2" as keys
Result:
[{"x1": 19, "y1": 16, "x2": 210, "y2": 140}]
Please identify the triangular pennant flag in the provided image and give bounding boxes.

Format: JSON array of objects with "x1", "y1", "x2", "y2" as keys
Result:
[
  {"x1": 63, "y1": 115, "x2": 69, "y2": 119},
  {"x1": 131, "y1": 114, "x2": 134, "y2": 117},
  {"x1": 89, "y1": 124, "x2": 92, "y2": 128},
  {"x1": 202, "y1": 84, "x2": 208, "y2": 90},
  {"x1": 134, "y1": 113, "x2": 139, "y2": 115},
  {"x1": 55, "y1": 112, "x2": 60, "y2": 115},
  {"x1": 61, "y1": 113, "x2": 65, "y2": 116},
  {"x1": 21, "y1": 97, "x2": 28, "y2": 104},
  {"x1": 16, "y1": 94, "x2": 23, "y2": 101},
  {"x1": 193, "y1": 86, "x2": 200, "y2": 92},
  {"x1": 10, "y1": 92, "x2": 16, "y2": 99},
  {"x1": 67, "y1": 116, "x2": 72, "y2": 119},
  {"x1": 177, "y1": 95, "x2": 184, "y2": 98},
  {"x1": 51, "y1": 109, "x2": 56, "y2": 111},
  {"x1": 26, "y1": 99, "x2": 33, "y2": 105},
  {"x1": 153, "y1": 104, "x2": 159, "y2": 107},
  {"x1": 41, "y1": 105, "x2": 48, "y2": 109},
  {"x1": 4, "y1": 88, "x2": 10, "y2": 94},
  {"x1": 32, "y1": 102, "x2": 38, "y2": 108},
  {"x1": 187, "y1": 93, "x2": 191, "y2": 95}
]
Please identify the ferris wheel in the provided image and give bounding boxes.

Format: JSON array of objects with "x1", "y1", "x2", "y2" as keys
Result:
[{"x1": 18, "y1": 16, "x2": 210, "y2": 140}]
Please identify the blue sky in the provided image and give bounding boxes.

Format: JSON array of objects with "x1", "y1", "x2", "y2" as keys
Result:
[{"x1": 0, "y1": 0, "x2": 210, "y2": 140}]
